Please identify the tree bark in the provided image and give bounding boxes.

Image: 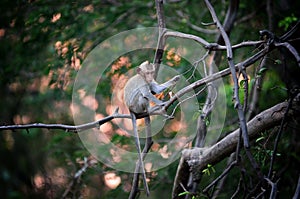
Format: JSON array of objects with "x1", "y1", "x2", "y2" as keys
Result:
[{"x1": 172, "y1": 96, "x2": 300, "y2": 198}]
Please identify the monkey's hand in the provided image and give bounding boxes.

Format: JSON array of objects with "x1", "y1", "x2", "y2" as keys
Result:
[
  {"x1": 155, "y1": 101, "x2": 169, "y2": 108},
  {"x1": 149, "y1": 103, "x2": 174, "y2": 119}
]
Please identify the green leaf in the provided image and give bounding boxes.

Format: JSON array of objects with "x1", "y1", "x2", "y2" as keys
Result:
[
  {"x1": 178, "y1": 191, "x2": 190, "y2": 196},
  {"x1": 256, "y1": 136, "x2": 265, "y2": 143},
  {"x1": 192, "y1": 111, "x2": 201, "y2": 121},
  {"x1": 257, "y1": 67, "x2": 268, "y2": 77},
  {"x1": 181, "y1": 18, "x2": 187, "y2": 24},
  {"x1": 205, "y1": 118, "x2": 210, "y2": 126},
  {"x1": 274, "y1": 59, "x2": 282, "y2": 65},
  {"x1": 258, "y1": 67, "x2": 267, "y2": 74},
  {"x1": 239, "y1": 79, "x2": 246, "y2": 88},
  {"x1": 202, "y1": 164, "x2": 215, "y2": 176},
  {"x1": 278, "y1": 14, "x2": 298, "y2": 30}
]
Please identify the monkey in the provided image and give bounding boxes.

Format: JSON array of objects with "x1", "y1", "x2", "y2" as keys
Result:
[{"x1": 124, "y1": 61, "x2": 180, "y2": 197}]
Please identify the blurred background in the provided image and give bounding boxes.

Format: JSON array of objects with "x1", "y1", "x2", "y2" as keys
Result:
[{"x1": 0, "y1": 0, "x2": 299, "y2": 198}]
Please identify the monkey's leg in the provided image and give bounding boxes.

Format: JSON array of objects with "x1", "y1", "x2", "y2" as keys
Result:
[
  {"x1": 143, "y1": 116, "x2": 153, "y2": 154},
  {"x1": 129, "y1": 112, "x2": 150, "y2": 199}
]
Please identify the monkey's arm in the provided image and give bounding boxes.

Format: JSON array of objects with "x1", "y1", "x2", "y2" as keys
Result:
[
  {"x1": 140, "y1": 87, "x2": 165, "y2": 105},
  {"x1": 150, "y1": 75, "x2": 180, "y2": 94}
]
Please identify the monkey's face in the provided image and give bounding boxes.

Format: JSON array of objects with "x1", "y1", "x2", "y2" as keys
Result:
[
  {"x1": 137, "y1": 61, "x2": 156, "y2": 83},
  {"x1": 144, "y1": 70, "x2": 155, "y2": 83}
]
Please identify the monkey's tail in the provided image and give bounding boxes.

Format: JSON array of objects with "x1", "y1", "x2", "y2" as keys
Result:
[{"x1": 129, "y1": 112, "x2": 150, "y2": 197}]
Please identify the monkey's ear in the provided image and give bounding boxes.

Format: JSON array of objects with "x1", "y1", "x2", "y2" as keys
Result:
[{"x1": 136, "y1": 67, "x2": 141, "y2": 74}]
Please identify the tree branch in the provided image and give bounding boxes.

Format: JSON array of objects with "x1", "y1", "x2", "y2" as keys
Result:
[
  {"x1": 163, "y1": 30, "x2": 263, "y2": 51},
  {"x1": 172, "y1": 95, "x2": 300, "y2": 198},
  {"x1": 1, "y1": 44, "x2": 274, "y2": 134},
  {"x1": 165, "y1": 45, "x2": 271, "y2": 110},
  {"x1": 0, "y1": 108, "x2": 130, "y2": 133},
  {"x1": 205, "y1": 0, "x2": 250, "y2": 149},
  {"x1": 153, "y1": 0, "x2": 166, "y2": 79}
]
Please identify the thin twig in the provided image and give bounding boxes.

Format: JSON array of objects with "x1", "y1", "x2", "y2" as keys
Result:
[
  {"x1": 165, "y1": 46, "x2": 272, "y2": 111},
  {"x1": 264, "y1": 177, "x2": 277, "y2": 199},
  {"x1": 292, "y1": 174, "x2": 300, "y2": 199},
  {"x1": 205, "y1": 0, "x2": 264, "y2": 181},
  {"x1": 164, "y1": 31, "x2": 263, "y2": 51},
  {"x1": 203, "y1": 160, "x2": 237, "y2": 193},
  {"x1": 267, "y1": 96, "x2": 294, "y2": 178},
  {"x1": 172, "y1": 96, "x2": 299, "y2": 198},
  {"x1": 0, "y1": 108, "x2": 130, "y2": 133},
  {"x1": 246, "y1": 56, "x2": 267, "y2": 120},
  {"x1": 205, "y1": 0, "x2": 249, "y2": 148},
  {"x1": 62, "y1": 157, "x2": 97, "y2": 198}
]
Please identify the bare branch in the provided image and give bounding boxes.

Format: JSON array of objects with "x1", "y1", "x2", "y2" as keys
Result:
[
  {"x1": 175, "y1": 10, "x2": 218, "y2": 34},
  {"x1": 274, "y1": 42, "x2": 300, "y2": 66},
  {"x1": 264, "y1": 177, "x2": 278, "y2": 199},
  {"x1": 62, "y1": 157, "x2": 97, "y2": 198},
  {"x1": 0, "y1": 42, "x2": 274, "y2": 136},
  {"x1": 205, "y1": 0, "x2": 251, "y2": 149},
  {"x1": 164, "y1": 31, "x2": 211, "y2": 49},
  {"x1": 0, "y1": 108, "x2": 130, "y2": 133},
  {"x1": 153, "y1": 0, "x2": 166, "y2": 79},
  {"x1": 186, "y1": 52, "x2": 217, "y2": 197},
  {"x1": 164, "y1": 30, "x2": 263, "y2": 51},
  {"x1": 215, "y1": 0, "x2": 239, "y2": 45},
  {"x1": 165, "y1": 43, "x2": 272, "y2": 111},
  {"x1": 203, "y1": 160, "x2": 237, "y2": 193},
  {"x1": 247, "y1": 56, "x2": 267, "y2": 120},
  {"x1": 279, "y1": 18, "x2": 300, "y2": 41},
  {"x1": 267, "y1": 96, "x2": 294, "y2": 178},
  {"x1": 172, "y1": 96, "x2": 300, "y2": 198},
  {"x1": 293, "y1": 174, "x2": 300, "y2": 199}
]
